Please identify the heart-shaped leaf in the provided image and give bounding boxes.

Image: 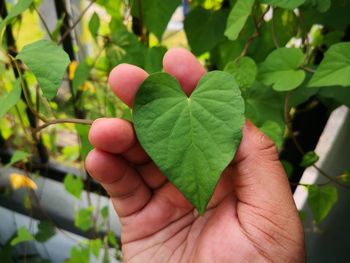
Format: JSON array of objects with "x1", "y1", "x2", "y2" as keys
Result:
[{"x1": 133, "y1": 71, "x2": 245, "y2": 214}]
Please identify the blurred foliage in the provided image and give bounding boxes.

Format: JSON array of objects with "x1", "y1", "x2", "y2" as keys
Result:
[{"x1": 1, "y1": 0, "x2": 350, "y2": 262}]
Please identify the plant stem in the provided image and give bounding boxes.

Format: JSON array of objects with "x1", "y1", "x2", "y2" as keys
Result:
[
  {"x1": 58, "y1": 0, "x2": 96, "y2": 45},
  {"x1": 34, "y1": 118, "x2": 93, "y2": 134}
]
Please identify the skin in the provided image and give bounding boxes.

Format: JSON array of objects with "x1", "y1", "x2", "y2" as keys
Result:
[{"x1": 85, "y1": 48, "x2": 305, "y2": 263}]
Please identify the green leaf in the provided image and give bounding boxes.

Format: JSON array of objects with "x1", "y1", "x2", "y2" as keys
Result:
[
  {"x1": 243, "y1": 82, "x2": 286, "y2": 128},
  {"x1": 100, "y1": 206, "x2": 109, "y2": 219},
  {"x1": 88, "y1": 12, "x2": 100, "y2": 40},
  {"x1": 0, "y1": 79, "x2": 21, "y2": 118},
  {"x1": 308, "y1": 42, "x2": 350, "y2": 88},
  {"x1": 64, "y1": 174, "x2": 84, "y2": 199},
  {"x1": 72, "y1": 61, "x2": 92, "y2": 96},
  {"x1": 107, "y1": 231, "x2": 117, "y2": 247},
  {"x1": 70, "y1": 246, "x2": 90, "y2": 263},
  {"x1": 133, "y1": 71, "x2": 245, "y2": 214},
  {"x1": 145, "y1": 46, "x2": 167, "y2": 73},
  {"x1": 304, "y1": 0, "x2": 331, "y2": 13},
  {"x1": 257, "y1": 48, "x2": 305, "y2": 91},
  {"x1": 89, "y1": 239, "x2": 102, "y2": 258},
  {"x1": 281, "y1": 160, "x2": 293, "y2": 178},
  {"x1": 10, "y1": 226, "x2": 34, "y2": 246},
  {"x1": 34, "y1": 221, "x2": 56, "y2": 243},
  {"x1": 74, "y1": 207, "x2": 93, "y2": 231},
  {"x1": 76, "y1": 124, "x2": 93, "y2": 160},
  {"x1": 307, "y1": 185, "x2": 338, "y2": 223},
  {"x1": 317, "y1": 86, "x2": 350, "y2": 108},
  {"x1": 259, "y1": 120, "x2": 283, "y2": 149},
  {"x1": 224, "y1": 0, "x2": 254, "y2": 41},
  {"x1": 184, "y1": 8, "x2": 228, "y2": 55},
  {"x1": 132, "y1": 0, "x2": 181, "y2": 40},
  {"x1": 300, "y1": 151, "x2": 319, "y2": 167},
  {"x1": 0, "y1": 0, "x2": 33, "y2": 34},
  {"x1": 260, "y1": 0, "x2": 305, "y2": 9},
  {"x1": 7, "y1": 150, "x2": 31, "y2": 167},
  {"x1": 16, "y1": 40, "x2": 70, "y2": 100},
  {"x1": 224, "y1": 56, "x2": 257, "y2": 89}
]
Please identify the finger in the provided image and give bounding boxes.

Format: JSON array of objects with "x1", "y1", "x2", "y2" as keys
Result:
[
  {"x1": 85, "y1": 149, "x2": 151, "y2": 217},
  {"x1": 232, "y1": 120, "x2": 300, "y2": 219},
  {"x1": 108, "y1": 63, "x2": 148, "y2": 108},
  {"x1": 163, "y1": 48, "x2": 206, "y2": 96},
  {"x1": 137, "y1": 162, "x2": 167, "y2": 189},
  {"x1": 89, "y1": 118, "x2": 136, "y2": 153}
]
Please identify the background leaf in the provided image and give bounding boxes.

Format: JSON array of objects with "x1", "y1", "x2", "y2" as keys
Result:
[
  {"x1": 88, "y1": 12, "x2": 100, "y2": 40},
  {"x1": 16, "y1": 40, "x2": 70, "y2": 100},
  {"x1": 184, "y1": 7, "x2": 228, "y2": 55},
  {"x1": 64, "y1": 174, "x2": 84, "y2": 199},
  {"x1": 10, "y1": 226, "x2": 34, "y2": 246},
  {"x1": 224, "y1": 56, "x2": 257, "y2": 89},
  {"x1": 0, "y1": 0, "x2": 33, "y2": 33},
  {"x1": 74, "y1": 207, "x2": 93, "y2": 231},
  {"x1": 0, "y1": 80, "x2": 21, "y2": 118},
  {"x1": 132, "y1": 0, "x2": 181, "y2": 40},
  {"x1": 260, "y1": 0, "x2": 305, "y2": 9},
  {"x1": 300, "y1": 151, "x2": 319, "y2": 167},
  {"x1": 224, "y1": 0, "x2": 254, "y2": 41},
  {"x1": 307, "y1": 185, "x2": 338, "y2": 223},
  {"x1": 258, "y1": 48, "x2": 305, "y2": 91},
  {"x1": 308, "y1": 42, "x2": 350, "y2": 87},
  {"x1": 34, "y1": 221, "x2": 56, "y2": 243},
  {"x1": 6, "y1": 150, "x2": 31, "y2": 166}
]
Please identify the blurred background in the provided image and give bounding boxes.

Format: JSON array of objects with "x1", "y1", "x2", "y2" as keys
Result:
[{"x1": 0, "y1": 0, "x2": 350, "y2": 262}]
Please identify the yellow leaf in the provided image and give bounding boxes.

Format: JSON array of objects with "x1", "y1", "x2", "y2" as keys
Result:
[
  {"x1": 68, "y1": 60, "x2": 78, "y2": 80},
  {"x1": 79, "y1": 82, "x2": 95, "y2": 93},
  {"x1": 10, "y1": 173, "x2": 37, "y2": 190}
]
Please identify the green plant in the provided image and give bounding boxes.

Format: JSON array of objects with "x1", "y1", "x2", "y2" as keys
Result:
[{"x1": 1, "y1": 0, "x2": 350, "y2": 261}]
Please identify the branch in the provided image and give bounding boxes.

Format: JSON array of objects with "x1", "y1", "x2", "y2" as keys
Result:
[
  {"x1": 271, "y1": 8, "x2": 280, "y2": 48},
  {"x1": 34, "y1": 118, "x2": 93, "y2": 134},
  {"x1": 301, "y1": 65, "x2": 316, "y2": 73},
  {"x1": 58, "y1": 0, "x2": 96, "y2": 45},
  {"x1": 238, "y1": 6, "x2": 271, "y2": 59},
  {"x1": 34, "y1": 6, "x2": 53, "y2": 41}
]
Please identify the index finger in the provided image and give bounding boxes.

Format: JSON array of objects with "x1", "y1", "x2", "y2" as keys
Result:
[{"x1": 108, "y1": 48, "x2": 206, "y2": 108}]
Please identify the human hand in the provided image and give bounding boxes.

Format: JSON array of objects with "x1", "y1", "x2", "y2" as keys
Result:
[{"x1": 85, "y1": 48, "x2": 305, "y2": 263}]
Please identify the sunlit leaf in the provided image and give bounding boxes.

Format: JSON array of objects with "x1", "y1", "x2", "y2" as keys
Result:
[
  {"x1": 7, "y1": 150, "x2": 31, "y2": 166},
  {"x1": 64, "y1": 174, "x2": 84, "y2": 199},
  {"x1": 88, "y1": 12, "x2": 100, "y2": 40},
  {"x1": 74, "y1": 207, "x2": 93, "y2": 231},
  {"x1": 10, "y1": 226, "x2": 34, "y2": 246}
]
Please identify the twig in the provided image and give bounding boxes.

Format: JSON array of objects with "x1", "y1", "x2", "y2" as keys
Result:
[
  {"x1": 301, "y1": 66, "x2": 316, "y2": 73},
  {"x1": 34, "y1": 118, "x2": 93, "y2": 134},
  {"x1": 237, "y1": 6, "x2": 271, "y2": 59},
  {"x1": 34, "y1": 6, "x2": 53, "y2": 41},
  {"x1": 58, "y1": 0, "x2": 96, "y2": 45}
]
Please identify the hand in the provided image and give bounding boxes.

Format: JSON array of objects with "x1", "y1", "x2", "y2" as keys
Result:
[{"x1": 85, "y1": 48, "x2": 305, "y2": 263}]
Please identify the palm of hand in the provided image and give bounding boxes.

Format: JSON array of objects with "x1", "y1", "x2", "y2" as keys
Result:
[{"x1": 86, "y1": 48, "x2": 305, "y2": 263}]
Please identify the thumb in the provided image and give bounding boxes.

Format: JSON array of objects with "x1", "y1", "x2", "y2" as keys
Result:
[{"x1": 232, "y1": 120, "x2": 300, "y2": 221}]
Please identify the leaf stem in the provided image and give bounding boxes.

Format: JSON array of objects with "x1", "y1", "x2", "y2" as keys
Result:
[{"x1": 58, "y1": 0, "x2": 96, "y2": 45}]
